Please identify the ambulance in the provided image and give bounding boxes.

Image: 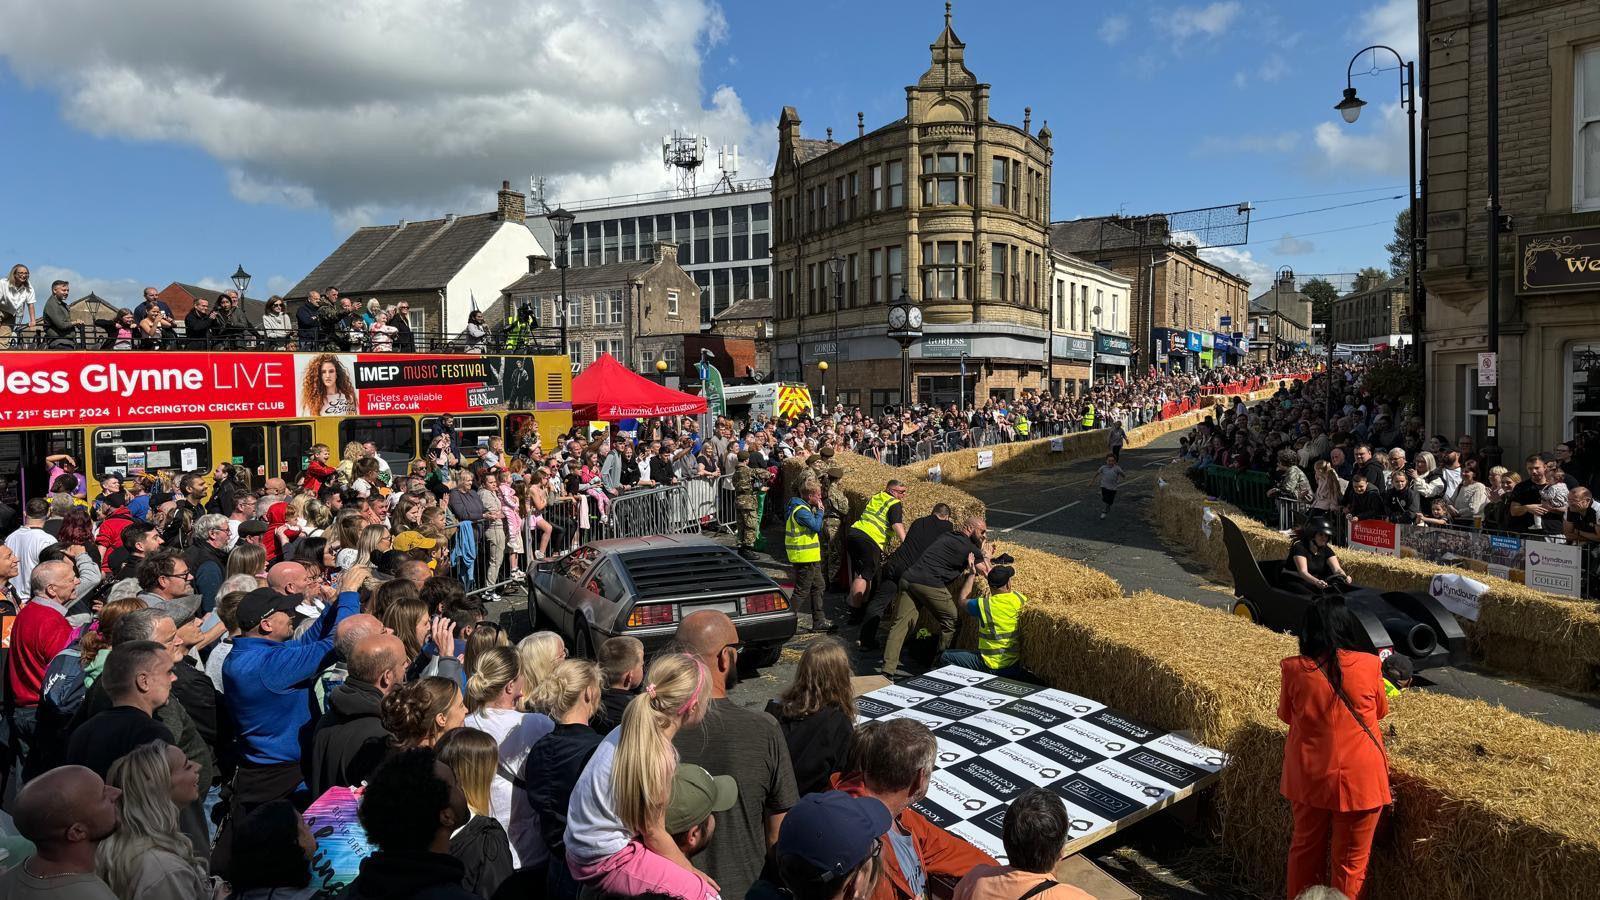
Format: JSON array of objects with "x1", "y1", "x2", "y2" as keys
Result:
[{"x1": 720, "y1": 382, "x2": 815, "y2": 421}]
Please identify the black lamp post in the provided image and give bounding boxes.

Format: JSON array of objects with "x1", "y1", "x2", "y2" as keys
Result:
[
  {"x1": 546, "y1": 207, "x2": 575, "y2": 358},
  {"x1": 1337, "y1": 44, "x2": 1422, "y2": 425},
  {"x1": 887, "y1": 287, "x2": 923, "y2": 410},
  {"x1": 230, "y1": 265, "x2": 251, "y2": 295}
]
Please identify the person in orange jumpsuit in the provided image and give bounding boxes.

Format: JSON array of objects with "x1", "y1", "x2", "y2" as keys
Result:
[{"x1": 1278, "y1": 596, "x2": 1391, "y2": 899}]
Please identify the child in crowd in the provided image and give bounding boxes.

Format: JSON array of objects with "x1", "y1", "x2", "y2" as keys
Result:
[
  {"x1": 563, "y1": 652, "x2": 715, "y2": 900},
  {"x1": 1382, "y1": 654, "x2": 1413, "y2": 700},
  {"x1": 593, "y1": 636, "x2": 645, "y2": 736}
]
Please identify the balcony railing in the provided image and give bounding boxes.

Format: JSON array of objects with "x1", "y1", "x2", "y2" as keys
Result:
[{"x1": 1, "y1": 324, "x2": 566, "y2": 355}]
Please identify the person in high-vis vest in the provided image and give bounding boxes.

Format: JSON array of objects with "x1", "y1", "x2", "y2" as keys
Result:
[
  {"x1": 938, "y1": 566, "x2": 1031, "y2": 681},
  {"x1": 786, "y1": 481, "x2": 833, "y2": 632},
  {"x1": 845, "y1": 480, "x2": 908, "y2": 623},
  {"x1": 1080, "y1": 402, "x2": 1095, "y2": 431},
  {"x1": 1014, "y1": 413, "x2": 1030, "y2": 438}
]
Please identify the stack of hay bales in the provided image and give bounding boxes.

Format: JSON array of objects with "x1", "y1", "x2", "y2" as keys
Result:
[
  {"x1": 1022, "y1": 589, "x2": 1600, "y2": 899},
  {"x1": 1153, "y1": 460, "x2": 1600, "y2": 692}
]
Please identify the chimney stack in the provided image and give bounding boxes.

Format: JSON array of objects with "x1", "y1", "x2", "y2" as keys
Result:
[
  {"x1": 1023, "y1": 106, "x2": 1032, "y2": 134},
  {"x1": 496, "y1": 179, "x2": 526, "y2": 222},
  {"x1": 857, "y1": 112, "x2": 865, "y2": 138},
  {"x1": 527, "y1": 254, "x2": 552, "y2": 274},
  {"x1": 653, "y1": 241, "x2": 678, "y2": 265}
]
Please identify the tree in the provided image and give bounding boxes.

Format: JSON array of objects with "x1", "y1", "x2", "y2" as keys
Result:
[
  {"x1": 1385, "y1": 208, "x2": 1412, "y2": 281},
  {"x1": 1301, "y1": 278, "x2": 1338, "y2": 326},
  {"x1": 1358, "y1": 266, "x2": 1388, "y2": 289}
]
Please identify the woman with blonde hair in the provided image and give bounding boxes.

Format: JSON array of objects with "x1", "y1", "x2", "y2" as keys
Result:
[
  {"x1": 225, "y1": 542, "x2": 268, "y2": 584},
  {"x1": 437, "y1": 727, "x2": 516, "y2": 897},
  {"x1": 524, "y1": 659, "x2": 606, "y2": 898},
  {"x1": 381, "y1": 676, "x2": 466, "y2": 749},
  {"x1": 336, "y1": 440, "x2": 367, "y2": 483},
  {"x1": 96, "y1": 741, "x2": 213, "y2": 900},
  {"x1": 766, "y1": 637, "x2": 856, "y2": 795},
  {"x1": 354, "y1": 523, "x2": 390, "y2": 569},
  {"x1": 299, "y1": 354, "x2": 356, "y2": 417},
  {"x1": 515, "y1": 631, "x2": 568, "y2": 712},
  {"x1": 564, "y1": 653, "x2": 715, "y2": 900},
  {"x1": 463, "y1": 645, "x2": 555, "y2": 868},
  {"x1": 1310, "y1": 459, "x2": 1346, "y2": 519}
]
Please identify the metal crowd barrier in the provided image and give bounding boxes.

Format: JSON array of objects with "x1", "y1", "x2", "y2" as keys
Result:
[
  {"x1": 1202, "y1": 465, "x2": 1274, "y2": 520},
  {"x1": 3, "y1": 322, "x2": 563, "y2": 355}
]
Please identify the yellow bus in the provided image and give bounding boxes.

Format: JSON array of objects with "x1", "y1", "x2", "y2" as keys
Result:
[{"x1": 0, "y1": 349, "x2": 571, "y2": 504}]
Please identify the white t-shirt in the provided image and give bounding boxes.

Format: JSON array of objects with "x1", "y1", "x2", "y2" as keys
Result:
[
  {"x1": 563, "y1": 729, "x2": 631, "y2": 864},
  {"x1": 464, "y1": 707, "x2": 554, "y2": 867}
]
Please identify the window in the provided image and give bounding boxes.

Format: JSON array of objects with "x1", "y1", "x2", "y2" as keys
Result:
[
  {"x1": 847, "y1": 253, "x2": 859, "y2": 307},
  {"x1": 1112, "y1": 294, "x2": 1120, "y2": 331},
  {"x1": 676, "y1": 212, "x2": 692, "y2": 263},
  {"x1": 869, "y1": 388, "x2": 901, "y2": 414},
  {"x1": 818, "y1": 185, "x2": 829, "y2": 229},
  {"x1": 782, "y1": 269, "x2": 795, "y2": 318},
  {"x1": 1055, "y1": 280, "x2": 1066, "y2": 330},
  {"x1": 93, "y1": 425, "x2": 211, "y2": 479},
  {"x1": 664, "y1": 347, "x2": 679, "y2": 371},
  {"x1": 712, "y1": 268, "x2": 730, "y2": 319},
  {"x1": 570, "y1": 223, "x2": 587, "y2": 267},
  {"x1": 1068, "y1": 282, "x2": 1077, "y2": 330},
  {"x1": 610, "y1": 291, "x2": 624, "y2": 325},
  {"x1": 834, "y1": 176, "x2": 846, "y2": 225},
  {"x1": 887, "y1": 246, "x2": 903, "y2": 300},
  {"x1": 336, "y1": 418, "x2": 416, "y2": 466},
  {"x1": 1095, "y1": 290, "x2": 1105, "y2": 328},
  {"x1": 694, "y1": 270, "x2": 711, "y2": 322},
  {"x1": 887, "y1": 161, "x2": 904, "y2": 208},
  {"x1": 848, "y1": 173, "x2": 860, "y2": 218},
  {"x1": 638, "y1": 216, "x2": 654, "y2": 251},
  {"x1": 870, "y1": 249, "x2": 883, "y2": 302},
  {"x1": 732, "y1": 206, "x2": 749, "y2": 261},
  {"x1": 1010, "y1": 246, "x2": 1020, "y2": 304},
  {"x1": 1012, "y1": 160, "x2": 1022, "y2": 210},
  {"x1": 806, "y1": 188, "x2": 817, "y2": 232},
  {"x1": 712, "y1": 208, "x2": 729, "y2": 263},
  {"x1": 667, "y1": 289, "x2": 680, "y2": 317},
  {"x1": 657, "y1": 214, "x2": 674, "y2": 245},
  {"x1": 869, "y1": 165, "x2": 884, "y2": 211},
  {"x1": 807, "y1": 263, "x2": 818, "y2": 315},
  {"x1": 586, "y1": 222, "x2": 601, "y2": 265},
  {"x1": 588, "y1": 560, "x2": 628, "y2": 604},
  {"x1": 991, "y1": 243, "x2": 1008, "y2": 299},
  {"x1": 752, "y1": 203, "x2": 770, "y2": 259},
  {"x1": 920, "y1": 241, "x2": 968, "y2": 300},
  {"x1": 693, "y1": 210, "x2": 710, "y2": 265},
  {"x1": 733, "y1": 266, "x2": 750, "y2": 302},
  {"x1": 1577, "y1": 46, "x2": 1600, "y2": 210},
  {"x1": 753, "y1": 266, "x2": 769, "y2": 301},
  {"x1": 621, "y1": 218, "x2": 636, "y2": 261},
  {"x1": 1566, "y1": 342, "x2": 1600, "y2": 435},
  {"x1": 602, "y1": 220, "x2": 619, "y2": 264},
  {"x1": 991, "y1": 158, "x2": 1009, "y2": 207},
  {"x1": 920, "y1": 153, "x2": 971, "y2": 206}
]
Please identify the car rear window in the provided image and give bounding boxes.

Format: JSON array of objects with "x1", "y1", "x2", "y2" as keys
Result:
[{"x1": 621, "y1": 545, "x2": 776, "y2": 602}]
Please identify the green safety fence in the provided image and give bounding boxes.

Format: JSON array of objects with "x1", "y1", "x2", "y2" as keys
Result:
[{"x1": 1202, "y1": 465, "x2": 1274, "y2": 520}]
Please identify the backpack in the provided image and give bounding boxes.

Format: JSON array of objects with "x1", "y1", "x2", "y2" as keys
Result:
[{"x1": 33, "y1": 643, "x2": 89, "y2": 763}]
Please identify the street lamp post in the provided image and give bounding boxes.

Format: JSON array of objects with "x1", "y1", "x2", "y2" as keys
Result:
[
  {"x1": 886, "y1": 288, "x2": 923, "y2": 411},
  {"x1": 230, "y1": 265, "x2": 252, "y2": 295},
  {"x1": 1336, "y1": 44, "x2": 1422, "y2": 425},
  {"x1": 546, "y1": 207, "x2": 575, "y2": 358}
]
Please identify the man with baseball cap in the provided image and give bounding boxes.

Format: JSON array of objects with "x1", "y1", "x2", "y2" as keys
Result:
[
  {"x1": 938, "y1": 563, "x2": 1034, "y2": 682},
  {"x1": 666, "y1": 764, "x2": 739, "y2": 859},
  {"x1": 748, "y1": 790, "x2": 894, "y2": 900}
]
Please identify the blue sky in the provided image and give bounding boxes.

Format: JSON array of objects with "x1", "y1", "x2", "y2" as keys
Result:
[{"x1": 0, "y1": 0, "x2": 1417, "y2": 305}]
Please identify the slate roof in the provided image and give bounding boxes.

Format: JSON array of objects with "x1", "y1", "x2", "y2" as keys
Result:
[
  {"x1": 286, "y1": 212, "x2": 513, "y2": 299},
  {"x1": 1049, "y1": 218, "x2": 1143, "y2": 254},
  {"x1": 715, "y1": 297, "x2": 773, "y2": 321},
  {"x1": 501, "y1": 258, "x2": 656, "y2": 295},
  {"x1": 795, "y1": 139, "x2": 836, "y2": 164}
]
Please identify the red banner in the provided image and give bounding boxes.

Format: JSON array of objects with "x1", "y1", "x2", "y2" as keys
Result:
[{"x1": 0, "y1": 351, "x2": 539, "y2": 427}]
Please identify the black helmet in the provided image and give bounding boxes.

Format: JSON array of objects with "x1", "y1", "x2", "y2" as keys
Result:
[{"x1": 1308, "y1": 517, "x2": 1336, "y2": 541}]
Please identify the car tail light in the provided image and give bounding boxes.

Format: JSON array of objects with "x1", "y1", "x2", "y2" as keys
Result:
[
  {"x1": 628, "y1": 604, "x2": 677, "y2": 628},
  {"x1": 744, "y1": 592, "x2": 788, "y2": 615}
]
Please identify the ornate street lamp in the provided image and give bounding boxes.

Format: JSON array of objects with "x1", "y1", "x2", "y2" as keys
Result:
[
  {"x1": 886, "y1": 287, "x2": 923, "y2": 410},
  {"x1": 546, "y1": 207, "x2": 576, "y2": 357},
  {"x1": 230, "y1": 265, "x2": 251, "y2": 295}
]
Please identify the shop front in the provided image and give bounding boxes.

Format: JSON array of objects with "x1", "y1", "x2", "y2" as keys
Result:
[
  {"x1": 1051, "y1": 334, "x2": 1093, "y2": 398},
  {"x1": 1153, "y1": 327, "x2": 1188, "y2": 374},
  {"x1": 1214, "y1": 332, "x2": 1237, "y2": 366},
  {"x1": 1199, "y1": 331, "x2": 1215, "y2": 369},
  {"x1": 1093, "y1": 331, "x2": 1132, "y2": 382}
]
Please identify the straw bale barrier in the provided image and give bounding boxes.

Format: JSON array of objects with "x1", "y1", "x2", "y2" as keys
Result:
[
  {"x1": 1022, "y1": 589, "x2": 1600, "y2": 899},
  {"x1": 1152, "y1": 460, "x2": 1600, "y2": 692}
]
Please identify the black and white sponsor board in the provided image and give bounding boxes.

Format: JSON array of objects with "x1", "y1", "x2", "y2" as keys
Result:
[{"x1": 857, "y1": 666, "x2": 1227, "y2": 863}]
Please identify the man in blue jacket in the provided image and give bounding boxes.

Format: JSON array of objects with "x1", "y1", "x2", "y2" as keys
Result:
[
  {"x1": 786, "y1": 481, "x2": 833, "y2": 633},
  {"x1": 216, "y1": 565, "x2": 365, "y2": 873}
]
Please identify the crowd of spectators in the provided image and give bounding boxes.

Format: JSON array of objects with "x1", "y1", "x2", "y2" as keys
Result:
[
  {"x1": 1, "y1": 266, "x2": 546, "y2": 354},
  {"x1": 1181, "y1": 357, "x2": 1600, "y2": 550}
]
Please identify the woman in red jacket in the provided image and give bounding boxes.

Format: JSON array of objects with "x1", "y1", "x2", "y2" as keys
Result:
[{"x1": 1278, "y1": 596, "x2": 1390, "y2": 899}]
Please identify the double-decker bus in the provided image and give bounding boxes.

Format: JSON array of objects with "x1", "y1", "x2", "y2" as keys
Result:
[{"x1": 0, "y1": 348, "x2": 572, "y2": 506}]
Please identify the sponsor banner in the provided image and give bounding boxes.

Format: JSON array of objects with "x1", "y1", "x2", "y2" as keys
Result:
[
  {"x1": 927, "y1": 464, "x2": 943, "y2": 483},
  {"x1": 856, "y1": 667, "x2": 1228, "y2": 865},
  {"x1": 0, "y1": 351, "x2": 550, "y2": 428},
  {"x1": 1050, "y1": 436, "x2": 1064, "y2": 452},
  {"x1": 977, "y1": 449, "x2": 994, "y2": 470},
  {"x1": 1429, "y1": 573, "x2": 1487, "y2": 621},
  {"x1": 854, "y1": 696, "x2": 898, "y2": 720},
  {"x1": 1525, "y1": 541, "x2": 1583, "y2": 597},
  {"x1": 1349, "y1": 518, "x2": 1399, "y2": 556}
]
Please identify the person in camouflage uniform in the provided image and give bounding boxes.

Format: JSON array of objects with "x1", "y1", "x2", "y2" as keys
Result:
[
  {"x1": 733, "y1": 451, "x2": 765, "y2": 559},
  {"x1": 822, "y1": 465, "x2": 849, "y2": 584}
]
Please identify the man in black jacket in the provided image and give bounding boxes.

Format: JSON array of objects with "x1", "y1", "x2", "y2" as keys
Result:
[
  {"x1": 41, "y1": 279, "x2": 76, "y2": 348},
  {"x1": 860, "y1": 502, "x2": 953, "y2": 649},
  {"x1": 344, "y1": 747, "x2": 477, "y2": 900},
  {"x1": 184, "y1": 296, "x2": 221, "y2": 349},
  {"x1": 295, "y1": 290, "x2": 323, "y2": 349},
  {"x1": 309, "y1": 632, "x2": 406, "y2": 797}
]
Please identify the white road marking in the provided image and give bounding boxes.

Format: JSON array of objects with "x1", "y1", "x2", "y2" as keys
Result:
[{"x1": 999, "y1": 500, "x2": 1081, "y2": 533}]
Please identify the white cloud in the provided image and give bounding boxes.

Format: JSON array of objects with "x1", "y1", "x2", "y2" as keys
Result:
[
  {"x1": 1312, "y1": 101, "x2": 1409, "y2": 176},
  {"x1": 1357, "y1": 0, "x2": 1418, "y2": 62},
  {"x1": 0, "y1": 0, "x2": 764, "y2": 225},
  {"x1": 1158, "y1": 2, "x2": 1243, "y2": 42},
  {"x1": 1273, "y1": 234, "x2": 1315, "y2": 255},
  {"x1": 1198, "y1": 245, "x2": 1271, "y2": 291},
  {"x1": 1257, "y1": 54, "x2": 1287, "y2": 83},
  {"x1": 30, "y1": 265, "x2": 148, "y2": 308},
  {"x1": 1099, "y1": 15, "x2": 1131, "y2": 45},
  {"x1": 1196, "y1": 131, "x2": 1301, "y2": 155}
]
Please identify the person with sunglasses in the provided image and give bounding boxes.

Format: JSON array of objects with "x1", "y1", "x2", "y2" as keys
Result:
[{"x1": 261, "y1": 295, "x2": 293, "y2": 350}]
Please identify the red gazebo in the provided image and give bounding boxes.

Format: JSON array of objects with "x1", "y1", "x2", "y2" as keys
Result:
[{"x1": 572, "y1": 353, "x2": 707, "y2": 422}]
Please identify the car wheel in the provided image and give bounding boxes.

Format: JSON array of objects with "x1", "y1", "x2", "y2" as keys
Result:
[
  {"x1": 1232, "y1": 600, "x2": 1258, "y2": 623},
  {"x1": 740, "y1": 644, "x2": 783, "y2": 674},
  {"x1": 572, "y1": 618, "x2": 596, "y2": 661}
]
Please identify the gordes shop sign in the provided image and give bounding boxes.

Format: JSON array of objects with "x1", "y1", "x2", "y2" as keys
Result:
[{"x1": 1519, "y1": 226, "x2": 1600, "y2": 294}]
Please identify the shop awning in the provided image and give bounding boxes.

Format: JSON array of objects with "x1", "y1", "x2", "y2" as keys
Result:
[{"x1": 572, "y1": 353, "x2": 707, "y2": 421}]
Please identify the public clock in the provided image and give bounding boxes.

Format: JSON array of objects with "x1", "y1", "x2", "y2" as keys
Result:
[
  {"x1": 906, "y1": 306, "x2": 923, "y2": 329},
  {"x1": 888, "y1": 305, "x2": 908, "y2": 330}
]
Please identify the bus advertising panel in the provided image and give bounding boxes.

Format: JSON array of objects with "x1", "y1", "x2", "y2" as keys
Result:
[{"x1": 0, "y1": 351, "x2": 545, "y2": 427}]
